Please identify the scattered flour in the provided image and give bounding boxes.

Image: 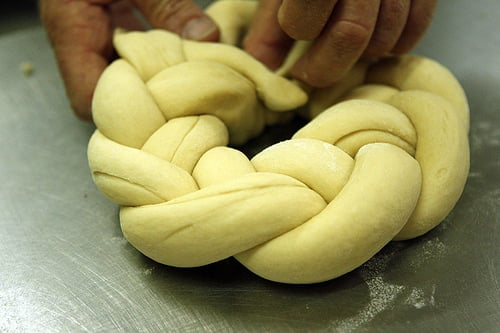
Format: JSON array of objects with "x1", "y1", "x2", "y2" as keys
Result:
[
  {"x1": 409, "y1": 238, "x2": 447, "y2": 270},
  {"x1": 467, "y1": 171, "x2": 482, "y2": 178},
  {"x1": 333, "y1": 251, "x2": 406, "y2": 332},
  {"x1": 332, "y1": 239, "x2": 443, "y2": 332},
  {"x1": 470, "y1": 121, "x2": 500, "y2": 149},
  {"x1": 404, "y1": 285, "x2": 436, "y2": 309},
  {"x1": 110, "y1": 236, "x2": 128, "y2": 245}
]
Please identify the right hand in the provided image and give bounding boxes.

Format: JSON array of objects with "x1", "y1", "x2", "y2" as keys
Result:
[{"x1": 244, "y1": 0, "x2": 438, "y2": 87}]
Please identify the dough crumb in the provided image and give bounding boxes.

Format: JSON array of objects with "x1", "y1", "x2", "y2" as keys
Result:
[{"x1": 20, "y1": 62, "x2": 34, "y2": 77}]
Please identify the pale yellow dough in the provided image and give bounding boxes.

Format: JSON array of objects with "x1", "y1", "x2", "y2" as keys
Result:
[{"x1": 87, "y1": 0, "x2": 470, "y2": 283}]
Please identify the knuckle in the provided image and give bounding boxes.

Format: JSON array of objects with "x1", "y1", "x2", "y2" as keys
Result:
[
  {"x1": 364, "y1": 32, "x2": 398, "y2": 58},
  {"x1": 147, "y1": 0, "x2": 193, "y2": 30},
  {"x1": 278, "y1": 2, "x2": 325, "y2": 40},
  {"x1": 281, "y1": 20, "x2": 320, "y2": 41},
  {"x1": 386, "y1": 0, "x2": 409, "y2": 16},
  {"x1": 331, "y1": 19, "x2": 373, "y2": 48},
  {"x1": 406, "y1": 0, "x2": 438, "y2": 34}
]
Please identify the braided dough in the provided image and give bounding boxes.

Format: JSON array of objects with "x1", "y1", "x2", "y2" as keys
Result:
[{"x1": 87, "y1": 0, "x2": 470, "y2": 284}]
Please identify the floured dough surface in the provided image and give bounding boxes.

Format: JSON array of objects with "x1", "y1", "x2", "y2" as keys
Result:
[{"x1": 87, "y1": 0, "x2": 470, "y2": 283}]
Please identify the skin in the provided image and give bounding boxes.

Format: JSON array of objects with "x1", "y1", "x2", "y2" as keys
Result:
[{"x1": 40, "y1": 0, "x2": 437, "y2": 121}]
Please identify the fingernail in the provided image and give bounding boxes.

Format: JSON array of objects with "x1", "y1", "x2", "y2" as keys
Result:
[{"x1": 181, "y1": 16, "x2": 217, "y2": 41}]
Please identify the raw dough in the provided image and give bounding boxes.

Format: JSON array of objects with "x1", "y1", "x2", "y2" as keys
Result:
[{"x1": 87, "y1": 0, "x2": 470, "y2": 283}]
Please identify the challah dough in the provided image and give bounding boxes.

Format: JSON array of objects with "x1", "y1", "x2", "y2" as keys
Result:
[{"x1": 87, "y1": 0, "x2": 470, "y2": 283}]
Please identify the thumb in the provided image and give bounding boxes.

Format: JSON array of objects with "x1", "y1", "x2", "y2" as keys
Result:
[{"x1": 130, "y1": 0, "x2": 219, "y2": 41}]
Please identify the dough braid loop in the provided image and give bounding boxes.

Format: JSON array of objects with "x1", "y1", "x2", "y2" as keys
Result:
[{"x1": 87, "y1": 0, "x2": 470, "y2": 284}]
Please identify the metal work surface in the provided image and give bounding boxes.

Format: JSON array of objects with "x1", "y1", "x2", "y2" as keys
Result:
[{"x1": 0, "y1": 1, "x2": 498, "y2": 332}]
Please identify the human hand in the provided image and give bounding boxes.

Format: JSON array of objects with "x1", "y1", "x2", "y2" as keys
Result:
[
  {"x1": 243, "y1": 0, "x2": 438, "y2": 87},
  {"x1": 40, "y1": 0, "x2": 220, "y2": 121}
]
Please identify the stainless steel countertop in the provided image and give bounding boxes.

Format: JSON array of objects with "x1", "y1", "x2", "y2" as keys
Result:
[{"x1": 1, "y1": 1, "x2": 498, "y2": 332}]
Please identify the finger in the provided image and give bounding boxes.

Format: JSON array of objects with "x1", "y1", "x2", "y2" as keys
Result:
[
  {"x1": 291, "y1": 0, "x2": 380, "y2": 87},
  {"x1": 58, "y1": 50, "x2": 110, "y2": 121},
  {"x1": 130, "y1": 0, "x2": 219, "y2": 41},
  {"x1": 109, "y1": 0, "x2": 148, "y2": 31},
  {"x1": 41, "y1": 0, "x2": 114, "y2": 121},
  {"x1": 392, "y1": 0, "x2": 438, "y2": 54},
  {"x1": 363, "y1": 0, "x2": 411, "y2": 59},
  {"x1": 278, "y1": 0, "x2": 338, "y2": 40},
  {"x1": 243, "y1": 0, "x2": 294, "y2": 70}
]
